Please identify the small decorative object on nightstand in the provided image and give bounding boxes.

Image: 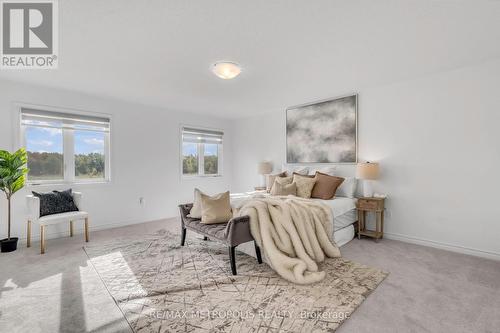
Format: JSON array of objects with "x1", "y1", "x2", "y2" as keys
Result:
[{"x1": 357, "y1": 197, "x2": 385, "y2": 242}]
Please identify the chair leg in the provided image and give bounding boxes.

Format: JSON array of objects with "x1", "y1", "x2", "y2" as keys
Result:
[
  {"x1": 229, "y1": 246, "x2": 237, "y2": 275},
  {"x1": 40, "y1": 226, "x2": 45, "y2": 254},
  {"x1": 254, "y1": 241, "x2": 263, "y2": 264},
  {"x1": 181, "y1": 227, "x2": 186, "y2": 246},
  {"x1": 70, "y1": 221, "x2": 74, "y2": 237},
  {"x1": 27, "y1": 220, "x2": 31, "y2": 248},
  {"x1": 84, "y1": 218, "x2": 89, "y2": 242}
]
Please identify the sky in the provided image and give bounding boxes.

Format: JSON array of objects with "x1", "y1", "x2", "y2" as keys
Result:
[
  {"x1": 26, "y1": 126, "x2": 217, "y2": 156},
  {"x1": 183, "y1": 143, "x2": 218, "y2": 156},
  {"x1": 26, "y1": 127, "x2": 105, "y2": 154}
]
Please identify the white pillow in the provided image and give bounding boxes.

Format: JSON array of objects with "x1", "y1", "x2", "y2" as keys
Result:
[
  {"x1": 310, "y1": 166, "x2": 337, "y2": 176},
  {"x1": 335, "y1": 177, "x2": 357, "y2": 198},
  {"x1": 281, "y1": 164, "x2": 309, "y2": 176},
  {"x1": 189, "y1": 188, "x2": 203, "y2": 218}
]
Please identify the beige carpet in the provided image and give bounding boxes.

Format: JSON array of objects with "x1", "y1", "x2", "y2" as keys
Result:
[{"x1": 84, "y1": 230, "x2": 387, "y2": 332}]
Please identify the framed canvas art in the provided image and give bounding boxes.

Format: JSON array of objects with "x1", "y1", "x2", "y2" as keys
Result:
[{"x1": 286, "y1": 94, "x2": 357, "y2": 163}]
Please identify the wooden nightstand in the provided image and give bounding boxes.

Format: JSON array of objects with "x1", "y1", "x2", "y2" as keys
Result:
[{"x1": 357, "y1": 197, "x2": 385, "y2": 242}]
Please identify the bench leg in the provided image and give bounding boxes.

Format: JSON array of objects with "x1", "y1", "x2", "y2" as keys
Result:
[
  {"x1": 181, "y1": 227, "x2": 186, "y2": 246},
  {"x1": 40, "y1": 225, "x2": 45, "y2": 254},
  {"x1": 84, "y1": 218, "x2": 89, "y2": 242},
  {"x1": 229, "y1": 246, "x2": 237, "y2": 275},
  {"x1": 254, "y1": 241, "x2": 263, "y2": 264},
  {"x1": 27, "y1": 220, "x2": 31, "y2": 248}
]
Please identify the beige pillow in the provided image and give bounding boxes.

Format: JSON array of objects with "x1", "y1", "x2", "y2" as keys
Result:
[
  {"x1": 270, "y1": 181, "x2": 297, "y2": 196},
  {"x1": 266, "y1": 172, "x2": 287, "y2": 191},
  {"x1": 200, "y1": 191, "x2": 233, "y2": 224},
  {"x1": 275, "y1": 176, "x2": 293, "y2": 185},
  {"x1": 188, "y1": 188, "x2": 203, "y2": 218},
  {"x1": 292, "y1": 174, "x2": 317, "y2": 198},
  {"x1": 270, "y1": 176, "x2": 293, "y2": 193}
]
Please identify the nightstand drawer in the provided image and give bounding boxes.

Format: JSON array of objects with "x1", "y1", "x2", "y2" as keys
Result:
[{"x1": 357, "y1": 198, "x2": 384, "y2": 210}]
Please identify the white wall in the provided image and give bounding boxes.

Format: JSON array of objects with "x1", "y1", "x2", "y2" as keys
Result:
[
  {"x1": 0, "y1": 79, "x2": 233, "y2": 242},
  {"x1": 231, "y1": 59, "x2": 500, "y2": 259}
]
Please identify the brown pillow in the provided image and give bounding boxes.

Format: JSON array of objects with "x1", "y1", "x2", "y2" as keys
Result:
[
  {"x1": 292, "y1": 173, "x2": 317, "y2": 198},
  {"x1": 266, "y1": 172, "x2": 287, "y2": 191},
  {"x1": 270, "y1": 181, "x2": 297, "y2": 196},
  {"x1": 200, "y1": 191, "x2": 233, "y2": 224},
  {"x1": 311, "y1": 172, "x2": 345, "y2": 200}
]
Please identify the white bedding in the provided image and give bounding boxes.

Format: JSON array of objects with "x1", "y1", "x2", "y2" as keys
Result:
[{"x1": 231, "y1": 193, "x2": 358, "y2": 245}]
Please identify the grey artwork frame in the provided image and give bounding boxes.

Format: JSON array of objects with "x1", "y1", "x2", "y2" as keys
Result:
[{"x1": 286, "y1": 94, "x2": 358, "y2": 164}]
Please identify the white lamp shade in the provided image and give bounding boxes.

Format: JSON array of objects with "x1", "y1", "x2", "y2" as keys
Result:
[
  {"x1": 356, "y1": 162, "x2": 380, "y2": 180},
  {"x1": 257, "y1": 162, "x2": 273, "y2": 175}
]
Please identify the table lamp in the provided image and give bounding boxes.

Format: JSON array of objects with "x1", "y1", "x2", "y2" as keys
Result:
[
  {"x1": 356, "y1": 162, "x2": 380, "y2": 197},
  {"x1": 257, "y1": 161, "x2": 273, "y2": 188}
]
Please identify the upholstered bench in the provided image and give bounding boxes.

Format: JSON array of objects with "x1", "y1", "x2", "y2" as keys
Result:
[{"x1": 178, "y1": 203, "x2": 262, "y2": 275}]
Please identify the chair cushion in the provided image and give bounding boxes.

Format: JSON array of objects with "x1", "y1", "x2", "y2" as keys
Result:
[{"x1": 37, "y1": 211, "x2": 89, "y2": 226}]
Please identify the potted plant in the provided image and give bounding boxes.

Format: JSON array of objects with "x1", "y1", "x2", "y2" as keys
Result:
[{"x1": 0, "y1": 148, "x2": 29, "y2": 252}]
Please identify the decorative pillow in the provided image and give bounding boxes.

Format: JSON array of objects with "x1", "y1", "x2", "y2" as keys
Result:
[
  {"x1": 309, "y1": 166, "x2": 337, "y2": 176},
  {"x1": 270, "y1": 176, "x2": 293, "y2": 193},
  {"x1": 335, "y1": 177, "x2": 358, "y2": 198},
  {"x1": 32, "y1": 189, "x2": 79, "y2": 217},
  {"x1": 281, "y1": 164, "x2": 309, "y2": 177},
  {"x1": 266, "y1": 172, "x2": 287, "y2": 191},
  {"x1": 189, "y1": 188, "x2": 203, "y2": 218},
  {"x1": 270, "y1": 181, "x2": 297, "y2": 196},
  {"x1": 200, "y1": 191, "x2": 233, "y2": 224},
  {"x1": 292, "y1": 174, "x2": 317, "y2": 198},
  {"x1": 293, "y1": 172, "x2": 314, "y2": 178},
  {"x1": 311, "y1": 172, "x2": 345, "y2": 200}
]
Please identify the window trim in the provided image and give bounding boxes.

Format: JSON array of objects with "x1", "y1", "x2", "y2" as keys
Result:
[
  {"x1": 15, "y1": 102, "x2": 112, "y2": 186},
  {"x1": 180, "y1": 125, "x2": 223, "y2": 179}
]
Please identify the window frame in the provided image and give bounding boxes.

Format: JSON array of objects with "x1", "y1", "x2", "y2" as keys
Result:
[
  {"x1": 180, "y1": 125, "x2": 223, "y2": 178},
  {"x1": 16, "y1": 103, "x2": 112, "y2": 186}
]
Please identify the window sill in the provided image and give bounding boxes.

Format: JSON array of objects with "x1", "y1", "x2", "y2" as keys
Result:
[
  {"x1": 181, "y1": 174, "x2": 223, "y2": 180},
  {"x1": 27, "y1": 180, "x2": 111, "y2": 188}
]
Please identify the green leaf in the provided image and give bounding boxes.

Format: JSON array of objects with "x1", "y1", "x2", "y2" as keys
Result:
[
  {"x1": 11, "y1": 175, "x2": 26, "y2": 194},
  {"x1": 0, "y1": 149, "x2": 28, "y2": 196}
]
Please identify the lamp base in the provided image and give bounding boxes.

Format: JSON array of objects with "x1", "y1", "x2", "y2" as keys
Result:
[
  {"x1": 260, "y1": 174, "x2": 267, "y2": 188},
  {"x1": 363, "y1": 180, "x2": 374, "y2": 197}
]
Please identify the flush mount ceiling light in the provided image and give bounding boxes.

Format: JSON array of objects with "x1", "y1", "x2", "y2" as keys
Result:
[{"x1": 212, "y1": 61, "x2": 242, "y2": 79}]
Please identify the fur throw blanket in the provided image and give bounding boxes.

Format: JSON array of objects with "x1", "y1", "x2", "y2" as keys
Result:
[{"x1": 233, "y1": 196, "x2": 341, "y2": 284}]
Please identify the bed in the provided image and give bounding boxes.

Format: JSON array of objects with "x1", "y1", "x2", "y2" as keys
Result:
[{"x1": 230, "y1": 192, "x2": 358, "y2": 256}]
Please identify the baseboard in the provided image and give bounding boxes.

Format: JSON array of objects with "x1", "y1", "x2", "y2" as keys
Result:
[
  {"x1": 17, "y1": 217, "x2": 177, "y2": 245},
  {"x1": 384, "y1": 232, "x2": 500, "y2": 261}
]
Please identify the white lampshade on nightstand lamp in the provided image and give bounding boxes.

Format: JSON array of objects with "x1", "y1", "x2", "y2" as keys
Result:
[
  {"x1": 257, "y1": 162, "x2": 273, "y2": 188},
  {"x1": 356, "y1": 162, "x2": 380, "y2": 197}
]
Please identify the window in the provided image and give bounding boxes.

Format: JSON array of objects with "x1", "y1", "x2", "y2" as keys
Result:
[
  {"x1": 181, "y1": 127, "x2": 223, "y2": 177},
  {"x1": 21, "y1": 108, "x2": 111, "y2": 184}
]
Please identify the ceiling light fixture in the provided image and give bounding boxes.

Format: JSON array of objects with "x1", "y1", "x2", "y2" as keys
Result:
[{"x1": 212, "y1": 61, "x2": 242, "y2": 79}]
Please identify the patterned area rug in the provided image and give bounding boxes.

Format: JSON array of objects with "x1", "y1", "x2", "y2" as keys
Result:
[{"x1": 84, "y1": 230, "x2": 387, "y2": 332}]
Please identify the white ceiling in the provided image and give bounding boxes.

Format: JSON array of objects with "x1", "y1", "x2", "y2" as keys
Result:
[{"x1": 1, "y1": 0, "x2": 500, "y2": 118}]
